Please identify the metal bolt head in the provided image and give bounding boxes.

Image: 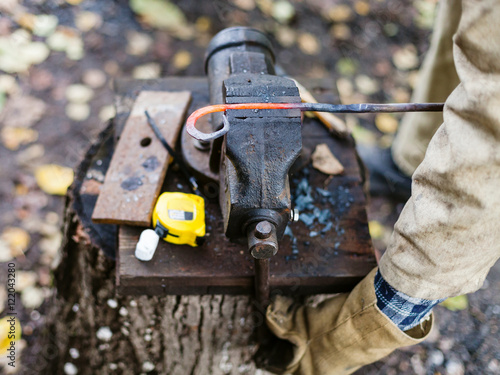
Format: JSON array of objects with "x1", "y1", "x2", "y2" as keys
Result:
[
  {"x1": 290, "y1": 209, "x2": 299, "y2": 222},
  {"x1": 255, "y1": 221, "x2": 273, "y2": 239}
]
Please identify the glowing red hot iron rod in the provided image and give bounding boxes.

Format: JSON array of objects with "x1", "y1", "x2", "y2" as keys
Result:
[{"x1": 185, "y1": 102, "x2": 444, "y2": 142}]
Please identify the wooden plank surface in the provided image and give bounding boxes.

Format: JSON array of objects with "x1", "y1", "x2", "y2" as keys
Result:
[
  {"x1": 111, "y1": 77, "x2": 376, "y2": 296},
  {"x1": 92, "y1": 90, "x2": 191, "y2": 226}
]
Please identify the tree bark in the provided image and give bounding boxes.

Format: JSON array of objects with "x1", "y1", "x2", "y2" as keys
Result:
[{"x1": 33, "y1": 124, "x2": 263, "y2": 375}]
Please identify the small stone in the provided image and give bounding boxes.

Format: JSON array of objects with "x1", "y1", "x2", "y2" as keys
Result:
[
  {"x1": 119, "y1": 307, "x2": 128, "y2": 316},
  {"x1": 132, "y1": 63, "x2": 161, "y2": 79},
  {"x1": 446, "y1": 359, "x2": 464, "y2": 375},
  {"x1": 64, "y1": 362, "x2": 78, "y2": 375},
  {"x1": 109, "y1": 363, "x2": 118, "y2": 370},
  {"x1": 82, "y1": 69, "x2": 106, "y2": 89},
  {"x1": 355, "y1": 75, "x2": 379, "y2": 96},
  {"x1": 21, "y1": 286, "x2": 45, "y2": 309},
  {"x1": 428, "y1": 350, "x2": 444, "y2": 367},
  {"x1": 107, "y1": 299, "x2": 118, "y2": 309},
  {"x1": 126, "y1": 31, "x2": 153, "y2": 56},
  {"x1": 96, "y1": 326, "x2": 113, "y2": 341},
  {"x1": 69, "y1": 348, "x2": 80, "y2": 359},
  {"x1": 66, "y1": 103, "x2": 90, "y2": 121},
  {"x1": 65, "y1": 84, "x2": 94, "y2": 103},
  {"x1": 142, "y1": 361, "x2": 155, "y2": 372}
]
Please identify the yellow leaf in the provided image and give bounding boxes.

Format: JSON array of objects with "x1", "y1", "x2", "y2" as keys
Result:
[
  {"x1": 368, "y1": 220, "x2": 385, "y2": 240},
  {"x1": 440, "y1": 295, "x2": 468, "y2": 311},
  {"x1": 172, "y1": 50, "x2": 192, "y2": 70},
  {"x1": 1, "y1": 127, "x2": 38, "y2": 150},
  {"x1": 354, "y1": 1, "x2": 370, "y2": 16},
  {"x1": 297, "y1": 32, "x2": 321, "y2": 56},
  {"x1": 35, "y1": 164, "x2": 74, "y2": 195},
  {"x1": 1, "y1": 227, "x2": 30, "y2": 257},
  {"x1": 327, "y1": 5, "x2": 353, "y2": 23},
  {"x1": 0, "y1": 317, "x2": 22, "y2": 355},
  {"x1": 311, "y1": 143, "x2": 344, "y2": 175},
  {"x1": 375, "y1": 113, "x2": 399, "y2": 134}
]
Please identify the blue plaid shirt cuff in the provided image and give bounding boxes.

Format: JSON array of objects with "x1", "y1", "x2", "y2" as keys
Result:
[{"x1": 374, "y1": 270, "x2": 444, "y2": 332}]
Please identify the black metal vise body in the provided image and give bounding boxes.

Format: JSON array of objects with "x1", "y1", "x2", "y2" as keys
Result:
[{"x1": 205, "y1": 27, "x2": 302, "y2": 257}]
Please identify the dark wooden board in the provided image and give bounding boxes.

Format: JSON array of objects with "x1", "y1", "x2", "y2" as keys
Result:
[
  {"x1": 113, "y1": 77, "x2": 376, "y2": 296},
  {"x1": 92, "y1": 91, "x2": 191, "y2": 226}
]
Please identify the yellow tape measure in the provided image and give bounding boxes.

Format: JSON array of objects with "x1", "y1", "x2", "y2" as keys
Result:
[
  {"x1": 135, "y1": 192, "x2": 206, "y2": 261},
  {"x1": 153, "y1": 192, "x2": 205, "y2": 247}
]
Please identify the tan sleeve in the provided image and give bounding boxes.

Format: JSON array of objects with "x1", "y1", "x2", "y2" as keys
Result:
[{"x1": 379, "y1": 0, "x2": 500, "y2": 300}]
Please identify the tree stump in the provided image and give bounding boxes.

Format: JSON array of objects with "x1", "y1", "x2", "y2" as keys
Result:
[
  {"x1": 35, "y1": 123, "x2": 261, "y2": 375},
  {"x1": 34, "y1": 77, "x2": 375, "y2": 375}
]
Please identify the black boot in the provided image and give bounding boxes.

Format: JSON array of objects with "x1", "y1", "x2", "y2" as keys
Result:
[{"x1": 357, "y1": 145, "x2": 412, "y2": 202}]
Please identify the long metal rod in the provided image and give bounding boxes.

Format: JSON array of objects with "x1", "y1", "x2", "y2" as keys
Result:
[
  {"x1": 185, "y1": 102, "x2": 445, "y2": 141},
  {"x1": 255, "y1": 258, "x2": 270, "y2": 308}
]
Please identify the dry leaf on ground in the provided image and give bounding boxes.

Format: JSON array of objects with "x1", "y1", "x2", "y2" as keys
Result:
[
  {"x1": 375, "y1": 113, "x2": 399, "y2": 134},
  {"x1": 35, "y1": 164, "x2": 74, "y2": 195},
  {"x1": 440, "y1": 295, "x2": 468, "y2": 311},
  {"x1": 0, "y1": 227, "x2": 30, "y2": 261},
  {"x1": 0, "y1": 95, "x2": 46, "y2": 128},
  {"x1": 1, "y1": 127, "x2": 38, "y2": 150},
  {"x1": 311, "y1": 143, "x2": 344, "y2": 175},
  {"x1": 0, "y1": 317, "x2": 22, "y2": 355}
]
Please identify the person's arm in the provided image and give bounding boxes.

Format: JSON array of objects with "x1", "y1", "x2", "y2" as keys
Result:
[{"x1": 380, "y1": 0, "x2": 500, "y2": 300}]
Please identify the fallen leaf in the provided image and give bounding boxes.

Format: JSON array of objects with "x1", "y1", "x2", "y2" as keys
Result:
[
  {"x1": 0, "y1": 33, "x2": 50, "y2": 73},
  {"x1": 82, "y1": 69, "x2": 107, "y2": 89},
  {"x1": 312, "y1": 143, "x2": 344, "y2": 175},
  {"x1": 272, "y1": 0, "x2": 295, "y2": 24},
  {"x1": 126, "y1": 31, "x2": 153, "y2": 56},
  {"x1": 368, "y1": 220, "x2": 385, "y2": 240},
  {"x1": 1, "y1": 127, "x2": 38, "y2": 150},
  {"x1": 375, "y1": 113, "x2": 398, "y2": 134},
  {"x1": 46, "y1": 27, "x2": 84, "y2": 60},
  {"x1": 355, "y1": 75, "x2": 379, "y2": 95},
  {"x1": 21, "y1": 286, "x2": 45, "y2": 309},
  {"x1": 65, "y1": 84, "x2": 94, "y2": 103},
  {"x1": 0, "y1": 317, "x2": 21, "y2": 355},
  {"x1": 275, "y1": 26, "x2": 296, "y2": 47},
  {"x1": 65, "y1": 103, "x2": 90, "y2": 121},
  {"x1": 132, "y1": 62, "x2": 161, "y2": 79},
  {"x1": 336, "y1": 58, "x2": 358, "y2": 76},
  {"x1": 354, "y1": 1, "x2": 370, "y2": 16},
  {"x1": 231, "y1": 0, "x2": 255, "y2": 11},
  {"x1": 172, "y1": 50, "x2": 191, "y2": 70},
  {"x1": 195, "y1": 16, "x2": 211, "y2": 33},
  {"x1": 327, "y1": 5, "x2": 353, "y2": 23},
  {"x1": 0, "y1": 74, "x2": 18, "y2": 94},
  {"x1": 0, "y1": 95, "x2": 46, "y2": 128},
  {"x1": 17, "y1": 271, "x2": 38, "y2": 292},
  {"x1": 75, "y1": 11, "x2": 102, "y2": 32},
  {"x1": 65, "y1": 0, "x2": 84, "y2": 5},
  {"x1": 415, "y1": 0, "x2": 437, "y2": 30},
  {"x1": 129, "y1": 0, "x2": 188, "y2": 35},
  {"x1": 35, "y1": 164, "x2": 74, "y2": 195},
  {"x1": 0, "y1": 227, "x2": 30, "y2": 259},
  {"x1": 440, "y1": 295, "x2": 468, "y2": 311},
  {"x1": 393, "y1": 44, "x2": 419, "y2": 70},
  {"x1": 330, "y1": 24, "x2": 351, "y2": 41},
  {"x1": 297, "y1": 32, "x2": 320, "y2": 55},
  {"x1": 33, "y1": 14, "x2": 59, "y2": 37},
  {"x1": 98, "y1": 105, "x2": 116, "y2": 122}
]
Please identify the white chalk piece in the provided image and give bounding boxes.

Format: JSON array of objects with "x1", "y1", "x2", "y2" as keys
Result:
[{"x1": 135, "y1": 229, "x2": 160, "y2": 261}]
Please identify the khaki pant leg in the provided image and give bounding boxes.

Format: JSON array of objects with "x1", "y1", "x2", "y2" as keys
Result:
[
  {"x1": 380, "y1": 0, "x2": 500, "y2": 300},
  {"x1": 392, "y1": 0, "x2": 462, "y2": 176}
]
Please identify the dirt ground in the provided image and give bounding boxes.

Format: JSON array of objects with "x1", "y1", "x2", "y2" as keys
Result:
[{"x1": 0, "y1": 0, "x2": 499, "y2": 374}]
